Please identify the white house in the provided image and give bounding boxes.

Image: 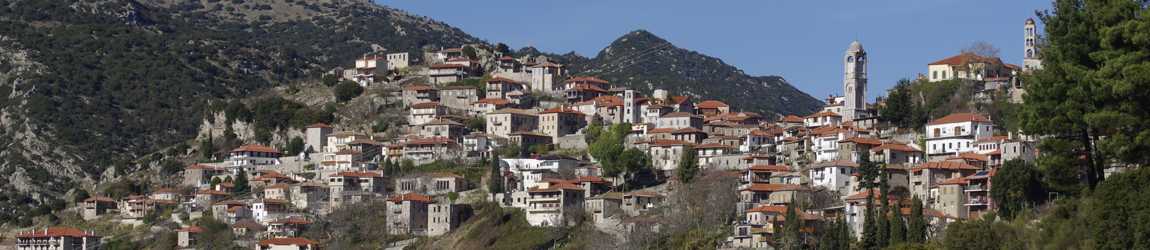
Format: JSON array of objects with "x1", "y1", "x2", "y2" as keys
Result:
[
  {"x1": 924, "y1": 113, "x2": 994, "y2": 158},
  {"x1": 807, "y1": 160, "x2": 858, "y2": 194}
]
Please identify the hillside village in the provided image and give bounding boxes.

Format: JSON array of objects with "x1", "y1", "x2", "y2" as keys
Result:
[{"x1": 0, "y1": 16, "x2": 1106, "y2": 250}]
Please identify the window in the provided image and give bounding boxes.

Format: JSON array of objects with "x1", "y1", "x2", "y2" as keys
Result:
[
  {"x1": 942, "y1": 71, "x2": 948, "y2": 79},
  {"x1": 933, "y1": 71, "x2": 938, "y2": 79}
]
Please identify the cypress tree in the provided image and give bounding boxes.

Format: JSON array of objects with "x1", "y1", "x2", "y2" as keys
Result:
[
  {"x1": 891, "y1": 201, "x2": 907, "y2": 244},
  {"x1": 838, "y1": 216, "x2": 851, "y2": 250},
  {"x1": 233, "y1": 168, "x2": 250, "y2": 195},
  {"x1": 908, "y1": 195, "x2": 927, "y2": 243},
  {"x1": 878, "y1": 176, "x2": 890, "y2": 247},
  {"x1": 783, "y1": 204, "x2": 802, "y2": 250},
  {"x1": 488, "y1": 154, "x2": 503, "y2": 202},
  {"x1": 862, "y1": 191, "x2": 879, "y2": 250}
]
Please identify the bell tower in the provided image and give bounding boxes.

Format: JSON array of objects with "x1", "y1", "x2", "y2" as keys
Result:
[
  {"x1": 1023, "y1": 18, "x2": 1042, "y2": 71},
  {"x1": 843, "y1": 41, "x2": 867, "y2": 121}
]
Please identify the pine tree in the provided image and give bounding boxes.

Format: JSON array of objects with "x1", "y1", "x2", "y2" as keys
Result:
[
  {"x1": 908, "y1": 195, "x2": 927, "y2": 243},
  {"x1": 783, "y1": 204, "x2": 802, "y2": 250},
  {"x1": 891, "y1": 201, "x2": 907, "y2": 245},
  {"x1": 862, "y1": 192, "x2": 879, "y2": 250}
]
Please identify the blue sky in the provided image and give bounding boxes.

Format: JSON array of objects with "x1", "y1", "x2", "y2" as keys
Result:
[{"x1": 380, "y1": 0, "x2": 1051, "y2": 101}]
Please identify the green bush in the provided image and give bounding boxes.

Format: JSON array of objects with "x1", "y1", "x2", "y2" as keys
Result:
[{"x1": 334, "y1": 80, "x2": 364, "y2": 102}]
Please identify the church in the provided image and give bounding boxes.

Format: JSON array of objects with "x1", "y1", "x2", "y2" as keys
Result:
[{"x1": 819, "y1": 41, "x2": 878, "y2": 128}]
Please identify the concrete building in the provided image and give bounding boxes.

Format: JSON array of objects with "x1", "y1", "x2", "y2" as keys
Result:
[
  {"x1": 647, "y1": 140, "x2": 693, "y2": 173},
  {"x1": 352, "y1": 54, "x2": 387, "y2": 86},
  {"x1": 539, "y1": 107, "x2": 587, "y2": 141},
  {"x1": 656, "y1": 112, "x2": 703, "y2": 130},
  {"x1": 439, "y1": 85, "x2": 480, "y2": 111},
  {"x1": 228, "y1": 144, "x2": 282, "y2": 173},
  {"x1": 327, "y1": 171, "x2": 386, "y2": 209},
  {"x1": 257, "y1": 237, "x2": 318, "y2": 250},
  {"x1": 485, "y1": 108, "x2": 539, "y2": 139},
  {"x1": 387, "y1": 52, "x2": 410, "y2": 70},
  {"x1": 304, "y1": 123, "x2": 332, "y2": 154},
  {"x1": 401, "y1": 83, "x2": 439, "y2": 106},
  {"x1": 428, "y1": 204, "x2": 469, "y2": 237},
  {"x1": 486, "y1": 77, "x2": 527, "y2": 99},
  {"x1": 925, "y1": 113, "x2": 994, "y2": 158},
  {"x1": 14, "y1": 227, "x2": 102, "y2": 250},
  {"x1": 927, "y1": 53, "x2": 1015, "y2": 83},
  {"x1": 527, "y1": 62, "x2": 565, "y2": 94},
  {"x1": 80, "y1": 197, "x2": 117, "y2": 221},
  {"x1": 176, "y1": 226, "x2": 203, "y2": 248},
  {"x1": 525, "y1": 181, "x2": 585, "y2": 227},
  {"x1": 427, "y1": 64, "x2": 467, "y2": 85},
  {"x1": 183, "y1": 164, "x2": 226, "y2": 188},
  {"x1": 409, "y1": 102, "x2": 447, "y2": 126},
  {"x1": 402, "y1": 137, "x2": 463, "y2": 164},
  {"x1": 420, "y1": 118, "x2": 467, "y2": 141},
  {"x1": 808, "y1": 160, "x2": 859, "y2": 194},
  {"x1": 395, "y1": 172, "x2": 467, "y2": 196},
  {"x1": 471, "y1": 98, "x2": 513, "y2": 116}
]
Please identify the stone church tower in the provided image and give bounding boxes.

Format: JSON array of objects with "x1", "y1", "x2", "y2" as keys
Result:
[
  {"x1": 1024, "y1": 18, "x2": 1042, "y2": 71},
  {"x1": 842, "y1": 41, "x2": 867, "y2": 121}
]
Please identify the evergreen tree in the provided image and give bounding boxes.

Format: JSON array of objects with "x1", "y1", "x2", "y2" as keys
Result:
[
  {"x1": 879, "y1": 78, "x2": 914, "y2": 128},
  {"x1": 908, "y1": 195, "x2": 927, "y2": 243},
  {"x1": 783, "y1": 204, "x2": 802, "y2": 250},
  {"x1": 817, "y1": 219, "x2": 839, "y2": 250},
  {"x1": 890, "y1": 201, "x2": 907, "y2": 245},
  {"x1": 200, "y1": 132, "x2": 214, "y2": 160},
  {"x1": 837, "y1": 216, "x2": 851, "y2": 250},
  {"x1": 233, "y1": 168, "x2": 250, "y2": 195},
  {"x1": 488, "y1": 154, "x2": 503, "y2": 202},
  {"x1": 862, "y1": 192, "x2": 879, "y2": 250},
  {"x1": 877, "y1": 175, "x2": 891, "y2": 247},
  {"x1": 677, "y1": 146, "x2": 699, "y2": 183}
]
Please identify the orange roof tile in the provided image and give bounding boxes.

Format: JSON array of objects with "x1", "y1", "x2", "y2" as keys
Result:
[
  {"x1": 388, "y1": 193, "x2": 434, "y2": 203},
  {"x1": 177, "y1": 226, "x2": 204, "y2": 233},
  {"x1": 258, "y1": 237, "x2": 317, "y2": 246},
  {"x1": 911, "y1": 161, "x2": 981, "y2": 172},
  {"x1": 564, "y1": 76, "x2": 609, "y2": 84},
  {"x1": 871, "y1": 143, "x2": 922, "y2": 153},
  {"x1": 748, "y1": 164, "x2": 791, "y2": 172},
  {"x1": 231, "y1": 144, "x2": 280, "y2": 154},
  {"x1": 696, "y1": 100, "x2": 730, "y2": 109},
  {"x1": 740, "y1": 183, "x2": 805, "y2": 192},
  {"x1": 411, "y1": 102, "x2": 441, "y2": 109},
  {"x1": 840, "y1": 137, "x2": 882, "y2": 145},
  {"x1": 927, "y1": 113, "x2": 991, "y2": 125},
  {"x1": 403, "y1": 83, "x2": 434, "y2": 91},
  {"x1": 780, "y1": 115, "x2": 804, "y2": 123},
  {"x1": 474, "y1": 98, "x2": 512, "y2": 106}
]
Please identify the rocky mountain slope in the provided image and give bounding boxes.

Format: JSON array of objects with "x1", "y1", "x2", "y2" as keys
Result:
[
  {"x1": 0, "y1": 0, "x2": 481, "y2": 225},
  {"x1": 572, "y1": 30, "x2": 823, "y2": 116}
]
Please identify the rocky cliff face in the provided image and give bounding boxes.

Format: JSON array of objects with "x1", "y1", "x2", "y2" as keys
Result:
[{"x1": 573, "y1": 30, "x2": 824, "y2": 116}]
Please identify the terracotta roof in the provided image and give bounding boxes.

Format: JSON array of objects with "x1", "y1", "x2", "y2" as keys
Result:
[
  {"x1": 403, "y1": 83, "x2": 434, "y2": 91},
  {"x1": 411, "y1": 102, "x2": 440, "y2": 109},
  {"x1": 474, "y1": 98, "x2": 512, "y2": 106},
  {"x1": 593, "y1": 95, "x2": 624, "y2": 107},
  {"x1": 564, "y1": 76, "x2": 609, "y2": 84},
  {"x1": 672, "y1": 127, "x2": 704, "y2": 134},
  {"x1": 232, "y1": 219, "x2": 267, "y2": 230},
  {"x1": 747, "y1": 205, "x2": 788, "y2": 214},
  {"x1": 871, "y1": 143, "x2": 922, "y2": 152},
  {"x1": 780, "y1": 115, "x2": 804, "y2": 123},
  {"x1": 529, "y1": 182, "x2": 585, "y2": 192},
  {"x1": 748, "y1": 164, "x2": 791, "y2": 172},
  {"x1": 694, "y1": 143, "x2": 732, "y2": 149},
  {"x1": 231, "y1": 144, "x2": 279, "y2": 154},
  {"x1": 840, "y1": 137, "x2": 882, "y2": 146},
  {"x1": 948, "y1": 152, "x2": 989, "y2": 162},
  {"x1": 927, "y1": 113, "x2": 991, "y2": 125},
  {"x1": 540, "y1": 107, "x2": 586, "y2": 116},
  {"x1": 430, "y1": 63, "x2": 466, "y2": 69},
  {"x1": 388, "y1": 193, "x2": 434, "y2": 203},
  {"x1": 259, "y1": 237, "x2": 317, "y2": 246},
  {"x1": 810, "y1": 126, "x2": 845, "y2": 136},
  {"x1": 647, "y1": 128, "x2": 675, "y2": 134},
  {"x1": 740, "y1": 183, "x2": 806, "y2": 192},
  {"x1": 662, "y1": 112, "x2": 697, "y2": 118},
  {"x1": 696, "y1": 100, "x2": 730, "y2": 109},
  {"x1": 270, "y1": 217, "x2": 312, "y2": 225},
  {"x1": 333, "y1": 171, "x2": 383, "y2": 178},
  {"x1": 928, "y1": 52, "x2": 1005, "y2": 66},
  {"x1": 911, "y1": 161, "x2": 981, "y2": 172},
  {"x1": 487, "y1": 76, "x2": 521, "y2": 84},
  {"x1": 15, "y1": 227, "x2": 96, "y2": 238},
  {"x1": 568, "y1": 84, "x2": 609, "y2": 93},
  {"x1": 670, "y1": 96, "x2": 690, "y2": 105},
  {"x1": 177, "y1": 226, "x2": 204, "y2": 233}
]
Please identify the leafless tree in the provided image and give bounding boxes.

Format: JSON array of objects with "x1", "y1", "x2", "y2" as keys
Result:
[{"x1": 961, "y1": 41, "x2": 1001, "y2": 57}]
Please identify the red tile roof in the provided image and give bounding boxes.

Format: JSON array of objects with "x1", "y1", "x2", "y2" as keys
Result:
[
  {"x1": 649, "y1": 139, "x2": 693, "y2": 147},
  {"x1": 694, "y1": 143, "x2": 732, "y2": 149},
  {"x1": 747, "y1": 205, "x2": 788, "y2": 214},
  {"x1": 593, "y1": 95, "x2": 624, "y2": 107},
  {"x1": 529, "y1": 182, "x2": 585, "y2": 192},
  {"x1": 948, "y1": 152, "x2": 989, "y2": 162},
  {"x1": 540, "y1": 107, "x2": 586, "y2": 116},
  {"x1": 388, "y1": 193, "x2": 434, "y2": 203},
  {"x1": 845, "y1": 189, "x2": 900, "y2": 201},
  {"x1": 805, "y1": 111, "x2": 841, "y2": 118},
  {"x1": 15, "y1": 227, "x2": 96, "y2": 238},
  {"x1": 269, "y1": 217, "x2": 312, "y2": 225},
  {"x1": 927, "y1": 113, "x2": 991, "y2": 125},
  {"x1": 740, "y1": 183, "x2": 805, "y2": 192},
  {"x1": 474, "y1": 98, "x2": 512, "y2": 106},
  {"x1": 430, "y1": 63, "x2": 466, "y2": 69},
  {"x1": 574, "y1": 175, "x2": 610, "y2": 184},
  {"x1": 937, "y1": 177, "x2": 970, "y2": 186},
  {"x1": 780, "y1": 115, "x2": 804, "y2": 123},
  {"x1": 411, "y1": 102, "x2": 441, "y2": 109},
  {"x1": 564, "y1": 76, "x2": 609, "y2": 84},
  {"x1": 405, "y1": 137, "x2": 457, "y2": 146},
  {"x1": 332, "y1": 171, "x2": 383, "y2": 178},
  {"x1": 911, "y1": 161, "x2": 981, "y2": 172},
  {"x1": 403, "y1": 83, "x2": 434, "y2": 91},
  {"x1": 259, "y1": 237, "x2": 317, "y2": 246},
  {"x1": 177, "y1": 226, "x2": 204, "y2": 233},
  {"x1": 696, "y1": 100, "x2": 730, "y2": 109},
  {"x1": 670, "y1": 96, "x2": 690, "y2": 105},
  {"x1": 928, "y1": 52, "x2": 1004, "y2": 66},
  {"x1": 840, "y1": 137, "x2": 882, "y2": 146},
  {"x1": 231, "y1": 144, "x2": 279, "y2": 154},
  {"x1": 748, "y1": 164, "x2": 791, "y2": 172}
]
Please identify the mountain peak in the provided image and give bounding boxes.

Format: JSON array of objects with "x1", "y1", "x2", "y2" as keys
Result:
[{"x1": 608, "y1": 29, "x2": 670, "y2": 48}]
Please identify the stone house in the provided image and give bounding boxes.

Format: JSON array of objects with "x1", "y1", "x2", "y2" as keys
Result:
[
  {"x1": 402, "y1": 83, "x2": 439, "y2": 106},
  {"x1": 538, "y1": 107, "x2": 587, "y2": 141},
  {"x1": 387, "y1": 193, "x2": 434, "y2": 236},
  {"x1": 409, "y1": 102, "x2": 447, "y2": 126},
  {"x1": 485, "y1": 108, "x2": 538, "y2": 139}
]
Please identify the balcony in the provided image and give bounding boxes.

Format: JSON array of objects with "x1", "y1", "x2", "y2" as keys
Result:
[
  {"x1": 964, "y1": 197, "x2": 989, "y2": 206},
  {"x1": 964, "y1": 184, "x2": 985, "y2": 192}
]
